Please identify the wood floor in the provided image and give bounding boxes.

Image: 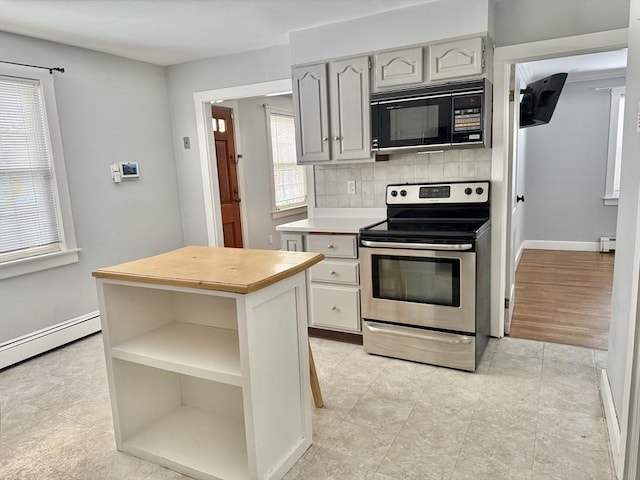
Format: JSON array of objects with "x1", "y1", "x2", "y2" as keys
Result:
[{"x1": 509, "y1": 249, "x2": 614, "y2": 350}]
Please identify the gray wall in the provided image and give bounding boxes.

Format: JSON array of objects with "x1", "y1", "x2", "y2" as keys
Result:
[
  {"x1": 165, "y1": 45, "x2": 292, "y2": 245},
  {"x1": 522, "y1": 77, "x2": 624, "y2": 244},
  {"x1": 492, "y1": 0, "x2": 630, "y2": 47},
  {"x1": 230, "y1": 95, "x2": 307, "y2": 249},
  {"x1": 0, "y1": 32, "x2": 183, "y2": 342},
  {"x1": 609, "y1": 0, "x2": 639, "y2": 422}
]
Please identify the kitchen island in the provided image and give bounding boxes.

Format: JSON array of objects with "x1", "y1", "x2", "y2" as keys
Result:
[{"x1": 92, "y1": 246, "x2": 323, "y2": 480}]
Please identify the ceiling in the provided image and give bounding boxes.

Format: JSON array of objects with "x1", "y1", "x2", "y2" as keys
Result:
[
  {"x1": 0, "y1": 0, "x2": 628, "y2": 74},
  {"x1": 521, "y1": 49, "x2": 628, "y2": 83},
  {"x1": 0, "y1": 0, "x2": 436, "y2": 66}
]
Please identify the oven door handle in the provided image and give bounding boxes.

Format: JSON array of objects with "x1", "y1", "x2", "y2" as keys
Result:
[
  {"x1": 365, "y1": 322, "x2": 473, "y2": 345},
  {"x1": 360, "y1": 240, "x2": 473, "y2": 251}
]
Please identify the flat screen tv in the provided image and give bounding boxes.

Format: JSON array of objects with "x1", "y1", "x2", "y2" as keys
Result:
[{"x1": 519, "y1": 73, "x2": 568, "y2": 128}]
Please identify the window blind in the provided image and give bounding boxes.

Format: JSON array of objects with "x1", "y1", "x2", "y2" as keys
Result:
[
  {"x1": 0, "y1": 74, "x2": 61, "y2": 261},
  {"x1": 269, "y1": 112, "x2": 306, "y2": 210}
]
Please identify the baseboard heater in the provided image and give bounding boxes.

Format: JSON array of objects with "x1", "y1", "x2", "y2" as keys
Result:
[
  {"x1": 600, "y1": 236, "x2": 616, "y2": 252},
  {"x1": 0, "y1": 311, "x2": 101, "y2": 369}
]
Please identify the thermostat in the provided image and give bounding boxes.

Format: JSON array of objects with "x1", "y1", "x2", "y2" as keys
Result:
[{"x1": 119, "y1": 162, "x2": 139, "y2": 179}]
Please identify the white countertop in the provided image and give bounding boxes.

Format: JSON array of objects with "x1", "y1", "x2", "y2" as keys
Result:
[{"x1": 276, "y1": 216, "x2": 384, "y2": 234}]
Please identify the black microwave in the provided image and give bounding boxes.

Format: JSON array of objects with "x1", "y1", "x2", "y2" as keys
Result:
[{"x1": 371, "y1": 79, "x2": 491, "y2": 153}]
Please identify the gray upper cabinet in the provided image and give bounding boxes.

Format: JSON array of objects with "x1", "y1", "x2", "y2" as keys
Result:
[
  {"x1": 292, "y1": 63, "x2": 330, "y2": 163},
  {"x1": 374, "y1": 47, "x2": 424, "y2": 90},
  {"x1": 329, "y1": 56, "x2": 371, "y2": 162},
  {"x1": 429, "y1": 37, "x2": 484, "y2": 81},
  {"x1": 292, "y1": 55, "x2": 372, "y2": 164}
]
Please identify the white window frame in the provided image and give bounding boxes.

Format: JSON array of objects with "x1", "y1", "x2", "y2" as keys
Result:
[
  {"x1": 0, "y1": 63, "x2": 79, "y2": 280},
  {"x1": 604, "y1": 86, "x2": 625, "y2": 206},
  {"x1": 264, "y1": 105, "x2": 307, "y2": 219}
]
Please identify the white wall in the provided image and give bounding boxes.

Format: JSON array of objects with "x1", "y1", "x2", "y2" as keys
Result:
[
  {"x1": 522, "y1": 77, "x2": 623, "y2": 244},
  {"x1": 609, "y1": 0, "x2": 640, "y2": 425},
  {"x1": 230, "y1": 95, "x2": 307, "y2": 249},
  {"x1": 289, "y1": 0, "x2": 489, "y2": 65},
  {"x1": 165, "y1": 45, "x2": 292, "y2": 245},
  {"x1": 0, "y1": 32, "x2": 184, "y2": 343},
  {"x1": 492, "y1": 0, "x2": 630, "y2": 47}
]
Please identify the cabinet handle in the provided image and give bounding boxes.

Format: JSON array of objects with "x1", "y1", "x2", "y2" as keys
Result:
[
  {"x1": 331, "y1": 306, "x2": 337, "y2": 311},
  {"x1": 322, "y1": 137, "x2": 329, "y2": 141},
  {"x1": 333, "y1": 136, "x2": 342, "y2": 141},
  {"x1": 327, "y1": 244, "x2": 334, "y2": 249},
  {"x1": 329, "y1": 270, "x2": 336, "y2": 275}
]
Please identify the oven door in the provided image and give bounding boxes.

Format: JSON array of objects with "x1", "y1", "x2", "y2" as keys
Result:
[
  {"x1": 360, "y1": 244, "x2": 476, "y2": 333},
  {"x1": 372, "y1": 94, "x2": 452, "y2": 150}
]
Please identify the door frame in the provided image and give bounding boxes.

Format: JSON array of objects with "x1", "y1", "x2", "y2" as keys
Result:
[
  {"x1": 490, "y1": 28, "x2": 628, "y2": 336},
  {"x1": 491, "y1": 28, "x2": 630, "y2": 476},
  {"x1": 193, "y1": 78, "x2": 292, "y2": 246}
]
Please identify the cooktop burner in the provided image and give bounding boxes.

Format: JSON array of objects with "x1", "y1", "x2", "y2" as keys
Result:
[{"x1": 359, "y1": 181, "x2": 491, "y2": 245}]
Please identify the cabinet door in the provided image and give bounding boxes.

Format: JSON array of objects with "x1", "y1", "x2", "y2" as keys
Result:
[
  {"x1": 429, "y1": 37, "x2": 484, "y2": 81},
  {"x1": 292, "y1": 63, "x2": 331, "y2": 163},
  {"x1": 280, "y1": 233, "x2": 304, "y2": 252},
  {"x1": 374, "y1": 47, "x2": 424, "y2": 89},
  {"x1": 329, "y1": 56, "x2": 372, "y2": 161}
]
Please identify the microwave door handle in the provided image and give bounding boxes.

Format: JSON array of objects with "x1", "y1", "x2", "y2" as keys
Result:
[{"x1": 360, "y1": 240, "x2": 473, "y2": 251}]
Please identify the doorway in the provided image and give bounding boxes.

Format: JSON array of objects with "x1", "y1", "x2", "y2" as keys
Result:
[
  {"x1": 211, "y1": 105, "x2": 243, "y2": 248},
  {"x1": 193, "y1": 79, "x2": 292, "y2": 248},
  {"x1": 505, "y1": 50, "x2": 626, "y2": 349}
]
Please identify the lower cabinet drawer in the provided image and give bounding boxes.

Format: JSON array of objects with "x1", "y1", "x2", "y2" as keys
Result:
[
  {"x1": 309, "y1": 260, "x2": 359, "y2": 285},
  {"x1": 310, "y1": 284, "x2": 360, "y2": 332}
]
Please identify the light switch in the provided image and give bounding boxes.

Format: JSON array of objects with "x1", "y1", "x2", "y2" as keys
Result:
[{"x1": 183, "y1": 136, "x2": 191, "y2": 149}]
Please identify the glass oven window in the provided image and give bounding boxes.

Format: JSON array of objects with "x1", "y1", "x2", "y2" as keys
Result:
[{"x1": 372, "y1": 255, "x2": 460, "y2": 307}]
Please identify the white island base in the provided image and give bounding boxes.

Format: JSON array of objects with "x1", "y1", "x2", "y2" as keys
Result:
[{"x1": 94, "y1": 247, "x2": 322, "y2": 480}]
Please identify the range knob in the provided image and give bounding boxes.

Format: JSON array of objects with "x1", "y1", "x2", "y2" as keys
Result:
[
  {"x1": 390, "y1": 190, "x2": 398, "y2": 197},
  {"x1": 400, "y1": 189, "x2": 407, "y2": 197},
  {"x1": 464, "y1": 187, "x2": 473, "y2": 195},
  {"x1": 476, "y1": 187, "x2": 484, "y2": 195}
]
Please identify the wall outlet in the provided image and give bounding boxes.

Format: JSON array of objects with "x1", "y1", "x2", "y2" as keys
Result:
[
  {"x1": 268, "y1": 234, "x2": 273, "y2": 245},
  {"x1": 347, "y1": 180, "x2": 356, "y2": 195}
]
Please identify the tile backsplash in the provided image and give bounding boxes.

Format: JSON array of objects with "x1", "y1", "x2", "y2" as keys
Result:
[{"x1": 313, "y1": 148, "x2": 491, "y2": 208}]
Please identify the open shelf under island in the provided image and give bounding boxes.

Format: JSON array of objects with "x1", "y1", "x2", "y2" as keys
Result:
[{"x1": 93, "y1": 246, "x2": 324, "y2": 480}]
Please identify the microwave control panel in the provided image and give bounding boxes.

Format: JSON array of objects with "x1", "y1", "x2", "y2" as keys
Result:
[{"x1": 452, "y1": 94, "x2": 483, "y2": 142}]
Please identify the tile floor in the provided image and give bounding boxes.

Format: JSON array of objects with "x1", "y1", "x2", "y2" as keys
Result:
[{"x1": 0, "y1": 334, "x2": 613, "y2": 480}]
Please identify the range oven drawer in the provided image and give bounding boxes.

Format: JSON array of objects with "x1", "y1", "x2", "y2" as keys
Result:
[{"x1": 363, "y1": 320, "x2": 476, "y2": 371}]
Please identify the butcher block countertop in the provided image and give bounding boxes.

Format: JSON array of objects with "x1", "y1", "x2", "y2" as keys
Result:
[{"x1": 92, "y1": 246, "x2": 324, "y2": 294}]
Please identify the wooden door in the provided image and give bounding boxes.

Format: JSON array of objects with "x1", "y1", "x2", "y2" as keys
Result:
[{"x1": 212, "y1": 106, "x2": 243, "y2": 248}]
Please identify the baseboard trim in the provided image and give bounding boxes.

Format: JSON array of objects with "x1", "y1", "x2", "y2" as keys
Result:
[
  {"x1": 601, "y1": 369, "x2": 621, "y2": 478},
  {"x1": 0, "y1": 311, "x2": 101, "y2": 369},
  {"x1": 523, "y1": 240, "x2": 600, "y2": 252},
  {"x1": 515, "y1": 243, "x2": 525, "y2": 269}
]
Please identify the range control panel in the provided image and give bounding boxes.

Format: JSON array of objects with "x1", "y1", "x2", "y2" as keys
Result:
[{"x1": 386, "y1": 181, "x2": 490, "y2": 205}]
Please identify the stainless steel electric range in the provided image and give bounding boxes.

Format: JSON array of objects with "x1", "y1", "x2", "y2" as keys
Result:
[{"x1": 359, "y1": 181, "x2": 491, "y2": 371}]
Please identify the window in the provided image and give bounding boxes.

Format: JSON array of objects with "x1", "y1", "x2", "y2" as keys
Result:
[
  {"x1": 604, "y1": 86, "x2": 625, "y2": 205},
  {"x1": 264, "y1": 106, "x2": 307, "y2": 217},
  {"x1": 0, "y1": 64, "x2": 79, "y2": 279}
]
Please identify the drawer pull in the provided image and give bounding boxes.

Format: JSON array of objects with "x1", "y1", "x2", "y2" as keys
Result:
[
  {"x1": 331, "y1": 306, "x2": 337, "y2": 311},
  {"x1": 327, "y1": 244, "x2": 334, "y2": 249},
  {"x1": 330, "y1": 270, "x2": 337, "y2": 275}
]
